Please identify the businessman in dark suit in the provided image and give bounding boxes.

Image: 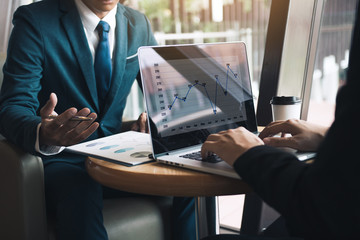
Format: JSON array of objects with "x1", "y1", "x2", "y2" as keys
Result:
[
  {"x1": 201, "y1": 2, "x2": 360, "y2": 239},
  {"x1": 0, "y1": 0, "x2": 195, "y2": 239}
]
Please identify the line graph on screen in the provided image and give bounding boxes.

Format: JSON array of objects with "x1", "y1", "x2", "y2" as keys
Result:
[{"x1": 167, "y1": 63, "x2": 238, "y2": 114}]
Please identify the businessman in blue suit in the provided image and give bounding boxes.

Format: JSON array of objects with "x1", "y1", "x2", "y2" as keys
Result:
[{"x1": 0, "y1": 0, "x2": 195, "y2": 239}]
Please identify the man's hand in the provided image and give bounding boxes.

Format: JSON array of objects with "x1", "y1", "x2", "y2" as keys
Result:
[
  {"x1": 259, "y1": 119, "x2": 328, "y2": 152},
  {"x1": 130, "y1": 112, "x2": 148, "y2": 133},
  {"x1": 39, "y1": 93, "x2": 99, "y2": 146},
  {"x1": 201, "y1": 127, "x2": 264, "y2": 166}
]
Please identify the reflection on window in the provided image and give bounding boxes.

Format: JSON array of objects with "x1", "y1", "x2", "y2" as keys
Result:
[{"x1": 308, "y1": 0, "x2": 357, "y2": 126}]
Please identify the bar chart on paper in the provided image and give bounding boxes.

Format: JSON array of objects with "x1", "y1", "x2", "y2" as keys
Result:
[{"x1": 66, "y1": 131, "x2": 153, "y2": 166}]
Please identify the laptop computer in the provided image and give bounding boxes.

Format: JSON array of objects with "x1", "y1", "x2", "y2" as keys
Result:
[{"x1": 138, "y1": 42, "x2": 315, "y2": 179}]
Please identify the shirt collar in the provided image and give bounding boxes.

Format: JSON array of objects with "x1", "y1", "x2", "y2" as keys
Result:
[{"x1": 75, "y1": 0, "x2": 117, "y2": 32}]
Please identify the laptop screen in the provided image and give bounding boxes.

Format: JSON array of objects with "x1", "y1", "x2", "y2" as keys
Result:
[{"x1": 138, "y1": 42, "x2": 257, "y2": 156}]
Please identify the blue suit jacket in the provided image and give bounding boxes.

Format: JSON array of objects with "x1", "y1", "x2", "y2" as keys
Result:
[{"x1": 0, "y1": 0, "x2": 157, "y2": 161}]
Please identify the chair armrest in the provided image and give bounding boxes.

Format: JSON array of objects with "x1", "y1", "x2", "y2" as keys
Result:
[{"x1": 0, "y1": 140, "x2": 48, "y2": 240}]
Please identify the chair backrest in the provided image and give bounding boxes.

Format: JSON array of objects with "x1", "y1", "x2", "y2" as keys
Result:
[
  {"x1": 0, "y1": 52, "x2": 6, "y2": 140},
  {"x1": 0, "y1": 52, "x2": 5, "y2": 88}
]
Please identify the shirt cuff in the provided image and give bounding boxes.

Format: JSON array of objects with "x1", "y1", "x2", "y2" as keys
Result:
[{"x1": 35, "y1": 123, "x2": 65, "y2": 155}]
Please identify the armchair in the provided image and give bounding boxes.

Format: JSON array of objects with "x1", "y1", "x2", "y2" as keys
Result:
[
  {"x1": 0, "y1": 52, "x2": 173, "y2": 240},
  {"x1": 0, "y1": 140, "x2": 173, "y2": 240}
]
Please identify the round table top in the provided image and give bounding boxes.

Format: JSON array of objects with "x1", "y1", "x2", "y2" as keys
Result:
[{"x1": 86, "y1": 157, "x2": 251, "y2": 197}]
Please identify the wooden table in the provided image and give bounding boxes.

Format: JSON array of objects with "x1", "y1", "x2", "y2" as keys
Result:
[
  {"x1": 86, "y1": 157, "x2": 251, "y2": 197},
  {"x1": 86, "y1": 157, "x2": 251, "y2": 239}
]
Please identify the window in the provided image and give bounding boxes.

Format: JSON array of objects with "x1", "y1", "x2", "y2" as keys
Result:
[
  {"x1": 124, "y1": 0, "x2": 272, "y2": 120},
  {"x1": 307, "y1": 0, "x2": 357, "y2": 126}
]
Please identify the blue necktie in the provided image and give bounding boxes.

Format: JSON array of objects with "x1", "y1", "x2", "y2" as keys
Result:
[{"x1": 94, "y1": 21, "x2": 112, "y2": 106}]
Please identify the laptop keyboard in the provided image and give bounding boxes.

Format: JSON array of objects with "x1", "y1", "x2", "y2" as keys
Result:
[{"x1": 180, "y1": 151, "x2": 223, "y2": 163}]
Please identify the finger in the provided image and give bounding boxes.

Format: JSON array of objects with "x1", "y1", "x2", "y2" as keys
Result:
[
  {"x1": 46, "y1": 108, "x2": 77, "y2": 129},
  {"x1": 40, "y1": 93, "x2": 58, "y2": 118},
  {"x1": 259, "y1": 122, "x2": 289, "y2": 139},
  {"x1": 201, "y1": 141, "x2": 218, "y2": 159},
  {"x1": 263, "y1": 136, "x2": 296, "y2": 149},
  {"x1": 62, "y1": 108, "x2": 92, "y2": 130},
  {"x1": 75, "y1": 108, "x2": 92, "y2": 119},
  {"x1": 267, "y1": 120, "x2": 286, "y2": 127},
  {"x1": 138, "y1": 113, "x2": 147, "y2": 133},
  {"x1": 69, "y1": 112, "x2": 98, "y2": 134},
  {"x1": 131, "y1": 122, "x2": 139, "y2": 131},
  {"x1": 60, "y1": 112, "x2": 98, "y2": 145},
  {"x1": 65, "y1": 122, "x2": 100, "y2": 146},
  {"x1": 205, "y1": 133, "x2": 221, "y2": 141}
]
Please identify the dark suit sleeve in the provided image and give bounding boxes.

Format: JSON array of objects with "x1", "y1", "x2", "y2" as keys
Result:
[
  {"x1": 233, "y1": 8, "x2": 360, "y2": 237},
  {"x1": 234, "y1": 146, "x2": 308, "y2": 215},
  {"x1": 0, "y1": 6, "x2": 43, "y2": 154},
  {"x1": 234, "y1": 82, "x2": 360, "y2": 239}
]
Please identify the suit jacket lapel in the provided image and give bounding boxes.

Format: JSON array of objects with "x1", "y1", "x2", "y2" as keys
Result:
[
  {"x1": 59, "y1": 0, "x2": 100, "y2": 112},
  {"x1": 102, "y1": 6, "x2": 128, "y2": 113}
]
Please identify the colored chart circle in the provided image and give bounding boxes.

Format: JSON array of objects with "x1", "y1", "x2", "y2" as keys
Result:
[
  {"x1": 100, "y1": 145, "x2": 119, "y2": 150},
  {"x1": 130, "y1": 151, "x2": 152, "y2": 158},
  {"x1": 114, "y1": 147, "x2": 134, "y2": 153}
]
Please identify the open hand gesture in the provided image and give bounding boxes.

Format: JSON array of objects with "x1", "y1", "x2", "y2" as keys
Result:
[{"x1": 39, "y1": 93, "x2": 99, "y2": 147}]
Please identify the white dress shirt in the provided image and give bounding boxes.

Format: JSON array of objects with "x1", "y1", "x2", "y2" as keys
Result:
[
  {"x1": 75, "y1": 0, "x2": 117, "y2": 61},
  {"x1": 35, "y1": 0, "x2": 117, "y2": 155}
]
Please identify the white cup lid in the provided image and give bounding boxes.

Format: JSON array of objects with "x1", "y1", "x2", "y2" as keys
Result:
[{"x1": 270, "y1": 96, "x2": 301, "y2": 105}]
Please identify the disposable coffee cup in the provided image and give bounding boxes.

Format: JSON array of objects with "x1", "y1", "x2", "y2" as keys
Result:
[{"x1": 270, "y1": 96, "x2": 302, "y2": 121}]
